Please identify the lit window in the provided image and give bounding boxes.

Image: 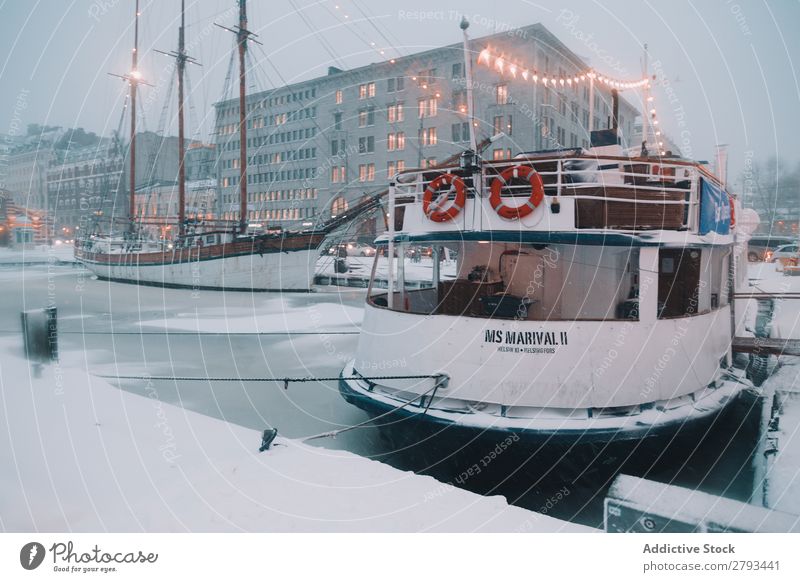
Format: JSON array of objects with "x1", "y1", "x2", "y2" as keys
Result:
[
  {"x1": 387, "y1": 102, "x2": 404, "y2": 123},
  {"x1": 420, "y1": 127, "x2": 437, "y2": 147},
  {"x1": 496, "y1": 84, "x2": 509, "y2": 105},
  {"x1": 418, "y1": 97, "x2": 438, "y2": 118},
  {"x1": 358, "y1": 82, "x2": 375, "y2": 99},
  {"x1": 335, "y1": 89, "x2": 343, "y2": 104},
  {"x1": 331, "y1": 196, "x2": 348, "y2": 217}
]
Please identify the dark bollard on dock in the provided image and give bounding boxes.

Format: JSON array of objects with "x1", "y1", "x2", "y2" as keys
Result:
[{"x1": 21, "y1": 307, "x2": 58, "y2": 363}]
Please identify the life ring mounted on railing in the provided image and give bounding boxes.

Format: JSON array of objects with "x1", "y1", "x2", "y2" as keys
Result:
[
  {"x1": 422, "y1": 173, "x2": 466, "y2": 223},
  {"x1": 489, "y1": 165, "x2": 545, "y2": 220}
]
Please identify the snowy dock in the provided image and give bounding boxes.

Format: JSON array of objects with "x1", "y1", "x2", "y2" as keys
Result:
[
  {"x1": 0, "y1": 339, "x2": 590, "y2": 532},
  {"x1": 761, "y1": 359, "x2": 800, "y2": 517},
  {"x1": 732, "y1": 337, "x2": 800, "y2": 357},
  {"x1": 606, "y1": 475, "x2": 799, "y2": 532}
]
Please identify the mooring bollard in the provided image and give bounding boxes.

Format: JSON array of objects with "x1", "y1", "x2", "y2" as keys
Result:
[{"x1": 21, "y1": 307, "x2": 58, "y2": 363}]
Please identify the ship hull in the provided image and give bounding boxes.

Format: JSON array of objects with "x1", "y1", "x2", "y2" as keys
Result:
[
  {"x1": 338, "y1": 361, "x2": 744, "y2": 471},
  {"x1": 75, "y1": 234, "x2": 324, "y2": 291}
]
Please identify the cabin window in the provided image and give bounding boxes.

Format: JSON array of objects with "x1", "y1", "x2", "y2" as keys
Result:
[{"x1": 368, "y1": 242, "x2": 639, "y2": 321}]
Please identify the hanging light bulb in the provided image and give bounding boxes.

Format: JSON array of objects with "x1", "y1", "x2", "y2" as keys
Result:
[
  {"x1": 509, "y1": 63, "x2": 517, "y2": 78},
  {"x1": 521, "y1": 69, "x2": 529, "y2": 81},
  {"x1": 478, "y1": 48, "x2": 491, "y2": 65},
  {"x1": 495, "y1": 56, "x2": 505, "y2": 74}
]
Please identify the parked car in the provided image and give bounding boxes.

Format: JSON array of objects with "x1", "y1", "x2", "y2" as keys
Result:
[
  {"x1": 346, "y1": 242, "x2": 376, "y2": 257},
  {"x1": 748, "y1": 235, "x2": 795, "y2": 262},
  {"x1": 768, "y1": 243, "x2": 800, "y2": 266},
  {"x1": 327, "y1": 242, "x2": 375, "y2": 257}
]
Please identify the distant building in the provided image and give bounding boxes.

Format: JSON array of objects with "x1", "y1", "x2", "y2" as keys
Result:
[
  {"x1": 0, "y1": 188, "x2": 49, "y2": 246},
  {"x1": 185, "y1": 143, "x2": 216, "y2": 181},
  {"x1": 134, "y1": 178, "x2": 216, "y2": 240},
  {"x1": 46, "y1": 140, "x2": 125, "y2": 237},
  {"x1": 213, "y1": 22, "x2": 639, "y2": 227},
  {"x1": 6, "y1": 144, "x2": 57, "y2": 213},
  {"x1": 45, "y1": 131, "x2": 215, "y2": 234}
]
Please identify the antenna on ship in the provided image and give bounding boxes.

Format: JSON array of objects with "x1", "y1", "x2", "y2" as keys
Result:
[
  {"x1": 216, "y1": 0, "x2": 261, "y2": 236},
  {"x1": 155, "y1": 0, "x2": 201, "y2": 238},
  {"x1": 460, "y1": 16, "x2": 478, "y2": 153},
  {"x1": 458, "y1": 16, "x2": 482, "y2": 194},
  {"x1": 641, "y1": 43, "x2": 650, "y2": 156}
]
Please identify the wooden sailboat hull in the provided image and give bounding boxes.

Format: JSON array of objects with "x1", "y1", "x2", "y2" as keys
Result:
[{"x1": 75, "y1": 233, "x2": 325, "y2": 292}]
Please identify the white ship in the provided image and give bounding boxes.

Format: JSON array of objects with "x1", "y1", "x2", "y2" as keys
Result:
[{"x1": 339, "y1": 137, "x2": 751, "y2": 450}]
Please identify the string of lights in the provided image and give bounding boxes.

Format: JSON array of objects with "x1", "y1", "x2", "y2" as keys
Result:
[{"x1": 477, "y1": 47, "x2": 650, "y2": 90}]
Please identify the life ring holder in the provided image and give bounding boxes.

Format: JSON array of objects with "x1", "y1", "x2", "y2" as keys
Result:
[
  {"x1": 489, "y1": 165, "x2": 545, "y2": 220},
  {"x1": 422, "y1": 173, "x2": 467, "y2": 223}
]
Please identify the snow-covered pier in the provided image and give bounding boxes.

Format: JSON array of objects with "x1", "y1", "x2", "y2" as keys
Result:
[{"x1": 0, "y1": 338, "x2": 591, "y2": 532}]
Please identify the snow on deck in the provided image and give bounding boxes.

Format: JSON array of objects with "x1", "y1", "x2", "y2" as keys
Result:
[{"x1": 0, "y1": 340, "x2": 589, "y2": 532}]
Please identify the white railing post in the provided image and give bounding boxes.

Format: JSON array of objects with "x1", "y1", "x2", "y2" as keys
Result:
[{"x1": 387, "y1": 181, "x2": 396, "y2": 309}]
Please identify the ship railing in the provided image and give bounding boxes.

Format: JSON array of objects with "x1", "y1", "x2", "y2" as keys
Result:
[{"x1": 393, "y1": 154, "x2": 709, "y2": 232}]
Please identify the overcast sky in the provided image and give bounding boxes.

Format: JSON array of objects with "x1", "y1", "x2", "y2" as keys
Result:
[{"x1": 1, "y1": 0, "x2": 798, "y2": 185}]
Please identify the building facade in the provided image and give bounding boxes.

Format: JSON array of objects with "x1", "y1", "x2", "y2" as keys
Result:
[
  {"x1": 46, "y1": 140, "x2": 125, "y2": 237},
  {"x1": 213, "y1": 23, "x2": 640, "y2": 227},
  {"x1": 45, "y1": 131, "x2": 215, "y2": 235},
  {"x1": 134, "y1": 178, "x2": 216, "y2": 240},
  {"x1": 6, "y1": 145, "x2": 56, "y2": 213}
]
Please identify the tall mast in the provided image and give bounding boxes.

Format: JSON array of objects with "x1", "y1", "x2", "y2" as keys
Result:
[
  {"x1": 177, "y1": 0, "x2": 187, "y2": 236},
  {"x1": 237, "y1": 0, "x2": 248, "y2": 235},
  {"x1": 129, "y1": 0, "x2": 140, "y2": 234}
]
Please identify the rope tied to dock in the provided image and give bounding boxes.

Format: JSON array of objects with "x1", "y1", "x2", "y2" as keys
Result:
[
  {"x1": 98, "y1": 373, "x2": 445, "y2": 385},
  {"x1": 96, "y1": 371, "x2": 450, "y2": 447}
]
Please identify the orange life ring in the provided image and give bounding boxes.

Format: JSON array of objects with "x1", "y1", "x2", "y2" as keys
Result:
[
  {"x1": 423, "y1": 173, "x2": 466, "y2": 223},
  {"x1": 489, "y1": 165, "x2": 544, "y2": 220},
  {"x1": 729, "y1": 194, "x2": 736, "y2": 227}
]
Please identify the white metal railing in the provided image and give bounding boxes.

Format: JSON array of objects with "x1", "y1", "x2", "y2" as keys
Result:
[{"x1": 392, "y1": 154, "x2": 707, "y2": 232}]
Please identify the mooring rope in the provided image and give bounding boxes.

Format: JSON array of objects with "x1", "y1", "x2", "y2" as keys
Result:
[
  {"x1": 99, "y1": 374, "x2": 441, "y2": 384},
  {"x1": 96, "y1": 371, "x2": 450, "y2": 444},
  {"x1": 301, "y1": 373, "x2": 450, "y2": 443}
]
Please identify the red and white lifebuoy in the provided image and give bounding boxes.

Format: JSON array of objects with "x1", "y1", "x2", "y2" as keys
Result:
[
  {"x1": 423, "y1": 173, "x2": 466, "y2": 223},
  {"x1": 489, "y1": 165, "x2": 544, "y2": 220}
]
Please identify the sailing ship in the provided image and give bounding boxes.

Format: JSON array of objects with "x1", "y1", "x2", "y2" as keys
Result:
[
  {"x1": 339, "y1": 22, "x2": 753, "y2": 455},
  {"x1": 75, "y1": 0, "x2": 326, "y2": 291}
]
